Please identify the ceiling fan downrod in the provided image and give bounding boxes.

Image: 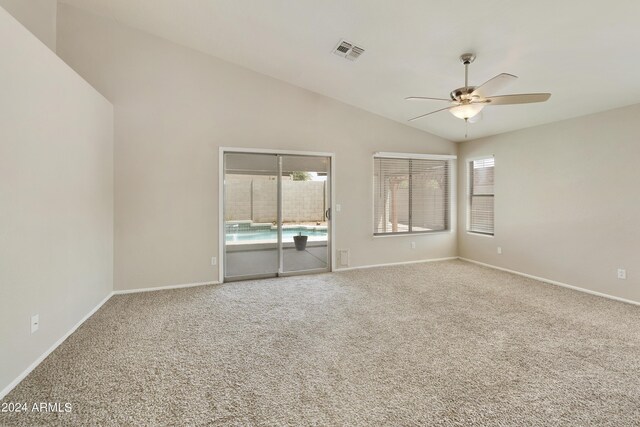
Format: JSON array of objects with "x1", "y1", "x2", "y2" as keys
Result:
[{"x1": 460, "y1": 53, "x2": 476, "y2": 89}]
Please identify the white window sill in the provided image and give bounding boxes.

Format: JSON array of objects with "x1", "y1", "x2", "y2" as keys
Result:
[
  {"x1": 373, "y1": 230, "x2": 453, "y2": 238},
  {"x1": 466, "y1": 231, "x2": 494, "y2": 238}
]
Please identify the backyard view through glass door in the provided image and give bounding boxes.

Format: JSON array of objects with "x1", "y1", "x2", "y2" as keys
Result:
[
  {"x1": 224, "y1": 153, "x2": 279, "y2": 279},
  {"x1": 223, "y1": 152, "x2": 331, "y2": 281},
  {"x1": 280, "y1": 155, "x2": 330, "y2": 274}
]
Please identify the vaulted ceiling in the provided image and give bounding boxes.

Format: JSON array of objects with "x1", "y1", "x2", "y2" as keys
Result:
[{"x1": 59, "y1": 0, "x2": 640, "y2": 141}]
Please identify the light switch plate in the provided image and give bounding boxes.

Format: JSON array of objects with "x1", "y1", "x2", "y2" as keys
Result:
[{"x1": 31, "y1": 314, "x2": 39, "y2": 334}]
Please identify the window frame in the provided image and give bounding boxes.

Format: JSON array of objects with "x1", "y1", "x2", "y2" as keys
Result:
[
  {"x1": 372, "y1": 152, "x2": 456, "y2": 237},
  {"x1": 467, "y1": 156, "x2": 495, "y2": 237}
]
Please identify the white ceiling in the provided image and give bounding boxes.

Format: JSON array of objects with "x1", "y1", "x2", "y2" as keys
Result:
[{"x1": 59, "y1": 0, "x2": 640, "y2": 142}]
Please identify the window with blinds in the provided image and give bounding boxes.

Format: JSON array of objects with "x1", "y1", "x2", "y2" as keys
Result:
[
  {"x1": 373, "y1": 156, "x2": 451, "y2": 235},
  {"x1": 468, "y1": 157, "x2": 495, "y2": 235}
]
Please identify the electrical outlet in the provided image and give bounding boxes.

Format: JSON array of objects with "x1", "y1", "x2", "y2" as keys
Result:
[
  {"x1": 211, "y1": 257, "x2": 217, "y2": 266},
  {"x1": 336, "y1": 204, "x2": 341, "y2": 212},
  {"x1": 338, "y1": 249, "x2": 349, "y2": 267},
  {"x1": 497, "y1": 247, "x2": 502, "y2": 255},
  {"x1": 618, "y1": 268, "x2": 627, "y2": 280},
  {"x1": 411, "y1": 241, "x2": 416, "y2": 249},
  {"x1": 31, "y1": 314, "x2": 39, "y2": 334}
]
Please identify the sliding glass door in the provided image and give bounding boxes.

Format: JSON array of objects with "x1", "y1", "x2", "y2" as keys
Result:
[{"x1": 223, "y1": 152, "x2": 331, "y2": 281}]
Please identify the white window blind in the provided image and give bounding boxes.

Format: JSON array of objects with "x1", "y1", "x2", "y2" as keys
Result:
[
  {"x1": 374, "y1": 156, "x2": 451, "y2": 235},
  {"x1": 468, "y1": 157, "x2": 495, "y2": 235}
]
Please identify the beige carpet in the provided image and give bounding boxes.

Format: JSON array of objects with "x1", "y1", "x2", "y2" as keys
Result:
[{"x1": 2, "y1": 260, "x2": 640, "y2": 426}]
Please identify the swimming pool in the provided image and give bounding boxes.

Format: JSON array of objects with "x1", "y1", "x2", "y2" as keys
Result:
[{"x1": 225, "y1": 226, "x2": 327, "y2": 243}]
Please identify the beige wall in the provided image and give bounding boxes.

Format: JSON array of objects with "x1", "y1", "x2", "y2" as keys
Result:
[
  {"x1": 56, "y1": 5, "x2": 457, "y2": 291},
  {"x1": 457, "y1": 104, "x2": 640, "y2": 302},
  {"x1": 0, "y1": 0, "x2": 56, "y2": 51},
  {"x1": 0, "y1": 6, "x2": 113, "y2": 395}
]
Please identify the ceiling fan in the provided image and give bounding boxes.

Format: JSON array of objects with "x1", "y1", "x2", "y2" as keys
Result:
[{"x1": 406, "y1": 53, "x2": 551, "y2": 124}]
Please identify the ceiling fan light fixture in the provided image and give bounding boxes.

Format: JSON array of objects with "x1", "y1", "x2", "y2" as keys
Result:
[{"x1": 449, "y1": 103, "x2": 485, "y2": 120}]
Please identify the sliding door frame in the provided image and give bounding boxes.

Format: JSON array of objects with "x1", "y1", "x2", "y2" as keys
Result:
[{"x1": 219, "y1": 147, "x2": 336, "y2": 283}]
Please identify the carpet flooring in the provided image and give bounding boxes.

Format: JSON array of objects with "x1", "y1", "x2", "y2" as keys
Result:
[{"x1": 2, "y1": 260, "x2": 640, "y2": 426}]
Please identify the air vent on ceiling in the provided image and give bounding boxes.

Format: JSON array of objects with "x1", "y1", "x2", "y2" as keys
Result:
[{"x1": 333, "y1": 39, "x2": 365, "y2": 61}]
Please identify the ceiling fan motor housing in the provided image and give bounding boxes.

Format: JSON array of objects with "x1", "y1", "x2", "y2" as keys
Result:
[
  {"x1": 459, "y1": 53, "x2": 476, "y2": 64},
  {"x1": 450, "y1": 86, "x2": 477, "y2": 102}
]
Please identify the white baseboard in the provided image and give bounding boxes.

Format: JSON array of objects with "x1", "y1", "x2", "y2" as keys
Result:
[
  {"x1": 459, "y1": 257, "x2": 640, "y2": 307},
  {"x1": 1, "y1": 279, "x2": 220, "y2": 399},
  {"x1": 334, "y1": 256, "x2": 458, "y2": 272},
  {"x1": 9, "y1": 256, "x2": 632, "y2": 401},
  {"x1": 112, "y1": 280, "x2": 219, "y2": 295},
  {"x1": 0, "y1": 291, "x2": 114, "y2": 400}
]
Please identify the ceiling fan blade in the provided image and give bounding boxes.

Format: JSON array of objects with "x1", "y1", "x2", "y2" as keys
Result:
[
  {"x1": 405, "y1": 96, "x2": 451, "y2": 102},
  {"x1": 472, "y1": 73, "x2": 518, "y2": 98},
  {"x1": 408, "y1": 105, "x2": 456, "y2": 121},
  {"x1": 485, "y1": 93, "x2": 551, "y2": 105}
]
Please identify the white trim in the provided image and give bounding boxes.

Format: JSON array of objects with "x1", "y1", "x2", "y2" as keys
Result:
[
  {"x1": 0, "y1": 292, "x2": 114, "y2": 400},
  {"x1": 466, "y1": 154, "x2": 495, "y2": 162},
  {"x1": 4, "y1": 256, "x2": 635, "y2": 401},
  {"x1": 449, "y1": 158, "x2": 457, "y2": 233},
  {"x1": 277, "y1": 156, "x2": 284, "y2": 273},
  {"x1": 334, "y1": 256, "x2": 458, "y2": 272},
  {"x1": 466, "y1": 231, "x2": 495, "y2": 238},
  {"x1": 218, "y1": 148, "x2": 225, "y2": 284},
  {"x1": 459, "y1": 257, "x2": 640, "y2": 307},
  {"x1": 1, "y1": 279, "x2": 222, "y2": 399},
  {"x1": 372, "y1": 230, "x2": 453, "y2": 238},
  {"x1": 113, "y1": 281, "x2": 219, "y2": 295},
  {"x1": 330, "y1": 155, "x2": 336, "y2": 273},
  {"x1": 373, "y1": 152, "x2": 457, "y2": 160},
  {"x1": 220, "y1": 147, "x2": 334, "y2": 157}
]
